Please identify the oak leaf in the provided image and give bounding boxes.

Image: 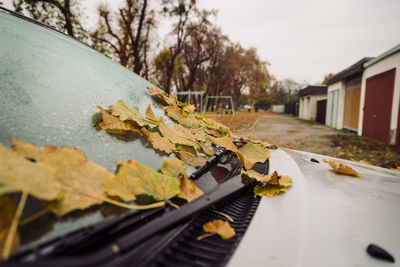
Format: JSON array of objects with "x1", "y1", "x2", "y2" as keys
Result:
[
  {"x1": 11, "y1": 140, "x2": 114, "y2": 216},
  {"x1": 97, "y1": 106, "x2": 142, "y2": 135},
  {"x1": 0, "y1": 143, "x2": 60, "y2": 201},
  {"x1": 109, "y1": 100, "x2": 158, "y2": 129},
  {"x1": 116, "y1": 160, "x2": 180, "y2": 201},
  {"x1": 323, "y1": 159, "x2": 361, "y2": 177},
  {"x1": 197, "y1": 219, "x2": 235, "y2": 240}
]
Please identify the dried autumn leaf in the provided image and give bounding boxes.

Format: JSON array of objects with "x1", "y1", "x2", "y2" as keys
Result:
[
  {"x1": 117, "y1": 160, "x2": 180, "y2": 201},
  {"x1": 11, "y1": 140, "x2": 114, "y2": 216},
  {"x1": 97, "y1": 106, "x2": 142, "y2": 135},
  {"x1": 181, "y1": 104, "x2": 196, "y2": 113},
  {"x1": 158, "y1": 118, "x2": 199, "y2": 149},
  {"x1": 164, "y1": 105, "x2": 200, "y2": 128},
  {"x1": 203, "y1": 127, "x2": 223, "y2": 138},
  {"x1": 141, "y1": 128, "x2": 176, "y2": 154},
  {"x1": 197, "y1": 219, "x2": 235, "y2": 240},
  {"x1": 196, "y1": 114, "x2": 230, "y2": 135},
  {"x1": 323, "y1": 159, "x2": 361, "y2": 177},
  {"x1": 198, "y1": 142, "x2": 215, "y2": 156},
  {"x1": 104, "y1": 174, "x2": 143, "y2": 202},
  {"x1": 147, "y1": 86, "x2": 177, "y2": 106},
  {"x1": 160, "y1": 158, "x2": 203, "y2": 202},
  {"x1": 239, "y1": 142, "x2": 270, "y2": 166},
  {"x1": 242, "y1": 170, "x2": 292, "y2": 187},
  {"x1": 189, "y1": 128, "x2": 209, "y2": 143},
  {"x1": 145, "y1": 105, "x2": 160, "y2": 123},
  {"x1": 109, "y1": 100, "x2": 158, "y2": 129},
  {"x1": 0, "y1": 143, "x2": 60, "y2": 200},
  {"x1": 254, "y1": 185, "x2": 288, "y2": 197},
  {"x1": 0, "y1": 196, "x2": 19, "y2": 261},
  {"x1": 209, "y1": 136, "x2": 239, "y2": 153},
  {"x1": 176, "y1": 146, "x2": 207, "y2": 168}
]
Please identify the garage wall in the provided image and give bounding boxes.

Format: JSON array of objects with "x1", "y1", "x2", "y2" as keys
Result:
[
  {"x1": 326, "y1": 81, "x2": 345, "y2": 129},
  {"x1": 358, "y1": 51, "x2": 400, "y2": 144}
]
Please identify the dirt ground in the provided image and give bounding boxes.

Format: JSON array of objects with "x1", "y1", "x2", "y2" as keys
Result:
[{"x1": 205, "y1": 110, "x2": 400, "y2": 169}]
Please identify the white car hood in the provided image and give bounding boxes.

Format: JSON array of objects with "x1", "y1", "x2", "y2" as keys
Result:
[{"x1": 229, "y1": 148, "x2": 400, "y2": 267}]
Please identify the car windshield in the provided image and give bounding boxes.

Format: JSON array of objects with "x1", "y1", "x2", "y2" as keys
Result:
[{"x1": 0, "y1": 10, "x2": 221, "y2": 252}]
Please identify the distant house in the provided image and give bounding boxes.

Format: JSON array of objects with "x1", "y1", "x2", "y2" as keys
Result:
[
  {"x1": 325, "y1": 57, "x2": 373, "y2": 131},
  {"x1": 359, "y1": 44, "x2": 400, "y2": 144},
  {"x1": 298, "y1": 85, "x2": 327, "y2": 123}
]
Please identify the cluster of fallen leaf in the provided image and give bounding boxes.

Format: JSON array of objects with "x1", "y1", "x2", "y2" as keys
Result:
[{"x1": 0, "y1": 86, "x2": 289, "y2": 260}]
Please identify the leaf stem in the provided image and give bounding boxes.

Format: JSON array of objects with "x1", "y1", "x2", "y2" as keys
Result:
[
  {"x1": 104, "y1": 197, "x2": 165, "y2": 210},
  {"x1": 212, "y1": 209, "x2": 234, "y2": 222},
  {"x1": 3, "y1": 191, "x2": 28, "y2": 260}
]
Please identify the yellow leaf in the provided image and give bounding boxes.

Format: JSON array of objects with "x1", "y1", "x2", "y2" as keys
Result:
[
  {"x1": 181, "y1": 104, "x2": 196, "y2": 113},
  {"x1": 161, "y1": 158, "x2": 187, "y2": 177},
  {"x1": 109, "y1": 100, "x2": 158, "y2": 129},
  {"x1": 145, "y1": 105, "x2": 160, "y2": 123},
  {"x1": 0, "y1": 143, "x2": 60, "y2": 201},
  {"x1": 197, "y1": 219, "x2": 235, "y2": 240},
  {"x1": 209, "y1": 136, "x2": 239, "y2": 153},
  {"x1": 0, "y1": 196, "x2": 19, "y2": 261},
  {"x1": 97, "y1": 106, "x2": 142, "y2": 135},
  {"x1": 104, "y1": 174, "x2": 143, "y2": 202},
  {"x1": 239, "y1": 142, "x2": 270, "y2": 167},
  {"x1": 116, "y1": 160, "x2": 180, "y2": 201},
  {"x1": 323, "y1": 159, "x2": 361, "y2": 177},
  {"x1": 141, "y1": 128, "x2": 176, "y2": 154},
  {"x1": 164, "y1": 105, "x2": 200, "y2": 128},
  {"x1": 176, "y1": 146, "x2": 207, "y2": 167},
  {"x1": 242, "y1": 170, "x2": 292, "y2": 186},
  {"x1": 147, "y1": 86, "x2": 177, "y2": 106},
  {"x1": 254, "y1": 185, "x2": 288, "y2": 197},
  {"x1": 158, "y1": 118, "x2": 199, "y2": 149},
  {"x1": 11, "y1": 140, "x2": 114, "y2": 216}
]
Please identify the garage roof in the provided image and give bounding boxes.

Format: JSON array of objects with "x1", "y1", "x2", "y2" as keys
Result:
[
  {"x1": 326, "y1": 57, "x2": 373, "y2": 85},
  {"x1": 298, "y1": 85, "x2": 327, "y2": 97},
  {"x1": 364, "y1": 43, "x2": 400, "y2": 68}
]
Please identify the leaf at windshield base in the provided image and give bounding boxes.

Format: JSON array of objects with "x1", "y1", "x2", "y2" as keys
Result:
[
  {"x1": 254, "y1": 185, "x2": 288, "y2": 197},
  {"x1": 0, "y1": 143, "x2": 60, "y2": 201},
  {"x1": 239, "y1": 142, "x2": 270, "y2": 165},
  {"x1": 141, "y1": 128, "x2": 176, "y2": 154},
  {"x1": 242, "y1": 170, "x2": 292, "y2": 187},
  {"x1": 176, "y1": 146, "x2": 207, "y2": 167},
  {"x1": 0, "y1": 196, "x2": 20, "y2": 262},
  {"x1": 197, "y1": 219, "x2": 235, "y2": 240},
  {"x1": 116, "y1": 160, "x2": 180, "y2": 201},
  {"x1": 11, "y1": 140, "x2": 114, "y2": 216},
  {"x1": 323, "y1": 159, "x2": 361, "y2": 177},
  {"x1": 97, "y1": 106, "x2": 142, "y2": 135}
]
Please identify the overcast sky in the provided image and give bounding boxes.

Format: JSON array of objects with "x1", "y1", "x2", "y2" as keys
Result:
[{"x1": 2, "y1": 0, "x2": 400, "y2": 84}]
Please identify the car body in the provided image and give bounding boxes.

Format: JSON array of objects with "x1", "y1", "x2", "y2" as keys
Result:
[{"x1": 1, "y1": 7, "x2": 399, "y2": 266}]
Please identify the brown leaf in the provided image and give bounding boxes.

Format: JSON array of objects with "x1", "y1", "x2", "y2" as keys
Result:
[
  {"x1": 141, "y1": 128, "x2": 176, "y2": 154},
  {"x1": 197, "y1": 219, "x2": 235, "y2": 240},
  {"x1": 323, "y1": 159, "x2": 361, "y2": 177},
  {"x1": 203, "y1": 127, "x2": 223, "y2": 138},
  {"x1": 158, "y1": 118, "x2": 199, "y2": 149},
  {"x1": 0, "y1": 143, "x2": 60, "y2": 201},
  {"x1": 242, "y1": 170, "x2": 293, "y2": 187},
  {"x1": 176, "y1": 146, "x2": 207, "y2": 167},
  {"x1": 11, "y1": 140, "x2": 114, "y2": 216},
  {"x1": 164, "y1": 105, "x2": 200, "y2": 128},
  {"x1": 209, "y1": 136, "x2": 239, "y2": 153},
  {"x1": 97, "y1": 106, "x2": 142, "y2": 135},
  {"x1": 116, "y1": 160, "x2": 180, "y2": 201},
  {"x1": 181, "y1": 104, "x2": 196, "y2": 113},
  {"x1": 0, "y1": 196, "x2": 19, "y2": 261}
]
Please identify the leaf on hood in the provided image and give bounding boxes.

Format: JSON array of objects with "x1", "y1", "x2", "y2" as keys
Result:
[
  {"x1": 109, "y1": 100, "x2": 158, "y2": 129},
  {"x1": 0, "y1": 196, "x2": 20, "y2": 261},
  {"x1": 158, "y1": 118, "x2": 200, "y2": 149},
  {"x1": 145, "y1": 105, "x2": 160, "y2": 123},
  {"x1": 11, "y1": 140, "x2": 114, "y2": 216},
  {"x1": 323, "y1": 159, "x2": 361, "y2": 177},
  {"x1": 239, "y1": 142, "x2": 270, "y2": 167},
  {"x1": 141, "y1": 128, "x2": 176, "y2": 154},
  {"x1": 253, "y1": 185, "x2": 288, "y2": 198},
  {"x1": 164, "y1": 105, "x2": 200, "y2": 128},
  {"x1": 197, "y1": 219, "x2": 235, "y2": 240},
  {"x1": 242, "y1": 170, "x2": 292, "y2": 187},
  {"x1": 116, "y1": 160, "x2": 180, "y2": 201},
  {"x1": 160, "y1": 158, "x2": 203, "y2": 202},
  {"x1": 147, "y1": 86, "x2": 177, "y2": 106},
  {"x1": 97, "y1": 106, "x2": 142, "y2": 135},
  {"x1": 104, "y1": 173, "x2": 143, "y2": 202},
  {"x1": 176, "y1": 146, "x2": 207, "y2": 167},
  {"x1": 0, "y1": 143, "x2": 60, "y2": 201}
]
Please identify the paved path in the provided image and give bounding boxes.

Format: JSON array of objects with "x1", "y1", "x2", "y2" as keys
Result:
[{"x1": 233, "y1": 112, "x2": 344, "y2": 152}]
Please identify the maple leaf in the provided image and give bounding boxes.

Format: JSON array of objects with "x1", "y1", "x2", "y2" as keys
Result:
[
  {"x1": 323, "y1": 159, "x2": 361, "y2": 177},
  {"x1": 97, "y1": 106, "x2": 142, "y2": 135},
  {"x1": 141, "y1": 128, "x2": 176, "y2": 154},
  {"x1": 158, "y1": 118, "x2": 200, "y2": 149},
  {"x1": 253, "y1": 185, "x2": 288, "y2": 197},
  {"x1": 242, "y1": 170, "x2": 292, "y2": 187},
  {"x1": 147, "y1": 86, "x2": 177, "y2": 106},
  {"x1": 116, "y1": 160, "x2": 180, "y2": 201},
  {"x1": 0, "y1": 143, "x2": 60, "y2": 200},
  {"x1": 11, "y1": 140, "x2": 114, "y2": 216},
  {"x1": 109, "y1": 100, "x2": 159, "y2": 129},
  {"x1": 160, "y1": 158, "x2": 203, "y2": 202},
  {"x1": 164, "y1": 105, "x2": 200, "y2": 128},
  {"x1": 197, "y1": 219, "x2": 235, "y2": 240},
  {"x1": 0, "y1": 196, "x2": 19, "y2": 261},
  {"x1": 176, "y1": 145, "x2": 207, "y2": 167}
]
